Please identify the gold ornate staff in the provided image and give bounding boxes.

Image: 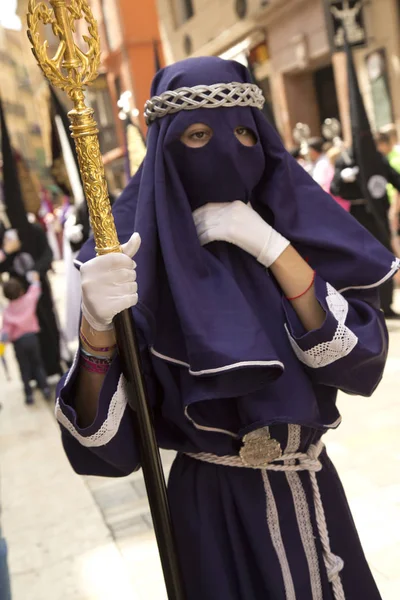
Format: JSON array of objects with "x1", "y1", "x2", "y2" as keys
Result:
[
  {"x1": 27, "y1": 0, "x2": 118, "y2": 254},
  {"x1": 27, "y1": 3, "x2": 185, "y2": 597}
]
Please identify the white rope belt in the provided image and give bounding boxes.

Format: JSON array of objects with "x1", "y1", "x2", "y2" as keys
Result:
[
  {"x1": 186, "y1": 444, "x2": 323, "y2": 471},
  {"x1": 186, "y1": 442, "x2": 346, "y2": 600}
]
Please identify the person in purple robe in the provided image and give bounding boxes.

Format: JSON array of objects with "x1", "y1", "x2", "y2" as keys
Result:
[{"x1": 56, "y1": 58, "x2": 399, "y2": 599}]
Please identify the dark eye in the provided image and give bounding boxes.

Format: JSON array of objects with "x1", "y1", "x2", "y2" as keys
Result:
[
  {"x1": 190, "y1": 131, "x2": 207, "y2": 140},
  {"x1": 181, "y1": 124, "x2": 213, "y2": 148},
  {"x1": 234, "y1": 127, "x2": 257, "y2": 146}
]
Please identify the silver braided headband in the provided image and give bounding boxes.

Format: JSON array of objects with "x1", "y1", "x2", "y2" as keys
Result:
[{"x1": 144, "y1": 82, "x2": 265, "y2": 125}]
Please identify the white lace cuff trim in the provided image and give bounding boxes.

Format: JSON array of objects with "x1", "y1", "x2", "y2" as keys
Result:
[
  {"x1": 55, "y1": 374, "x2": 128, "y2": 447},
  {"x1": 286, "y1": 283, "x2": 358, "y2": 369}
]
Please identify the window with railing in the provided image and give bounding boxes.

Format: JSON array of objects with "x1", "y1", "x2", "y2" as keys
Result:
[
  {"x1": 172, "y1": 0, "x2": 194, "y2": 27},
  {"x1": 3, "y1": 101, "x2": 25, "y2": 117}
]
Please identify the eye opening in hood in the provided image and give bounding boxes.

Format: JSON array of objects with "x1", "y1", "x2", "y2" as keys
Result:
[
  {"x1": 234, "y1": 126, "x2": 257, "y2": 147},
  {"x1": 180, "y1": 122, "x2": 213, "y2": 148}
]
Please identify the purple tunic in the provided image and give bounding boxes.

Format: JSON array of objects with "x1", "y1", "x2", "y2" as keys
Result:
[
  {"x1": 57, "y1": 275, "x2": 391, "y2": 599},
  {"x1": 56, "y1": 57, "x2": 399, "y2": 599}
]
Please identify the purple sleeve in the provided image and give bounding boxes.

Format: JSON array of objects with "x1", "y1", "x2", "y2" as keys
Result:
[
  {"x1": 283, "y1": 274, "x2": 388, "y2": 396},
  {"x1": 55, "y1": 350, "x2": 141, "y2": 477}
]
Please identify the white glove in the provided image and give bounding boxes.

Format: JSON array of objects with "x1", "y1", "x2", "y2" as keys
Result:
[
  {"x1": 80, "y1": 232, "x2": 141, "y2": 331},
  {"x1": 341, "y1": 166, "x2": 359, "y2": 183},
  {"x1": 193, "y1": 201, "x2": 290, "y2": 268},
  {"x1": 65, "y1": 223, "x2": 84, "y2": 244}
]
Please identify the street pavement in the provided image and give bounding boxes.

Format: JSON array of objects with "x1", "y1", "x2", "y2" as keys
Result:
[{"x1": 0, "y1": 261, "x2": 399, "y2": 599}]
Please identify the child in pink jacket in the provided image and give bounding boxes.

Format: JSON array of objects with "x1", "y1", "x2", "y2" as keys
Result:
[{"x1": 1, "y1": 274, "x2": 50, "y2": 404}]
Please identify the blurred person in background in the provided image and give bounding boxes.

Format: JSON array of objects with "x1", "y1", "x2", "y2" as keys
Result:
[
  {"x1": 0, "y1": 522, "x2": 11, "y2": 600},
  {"x1": 0, "y1": 265, "x2": 11, "y2": 382},
  {"x1": 64, "y1": 201, "x2": 91, "y2": 258},
  {"x1": 308, "y1": 137, "x2": 331, "y2": 188},
  {"x1": 289, "y1": 146, "x2": 302, "y2": 163},
  {"x1": 56, "y1": 57, "x2": 399, "y2": 600},
  {"x1": 0, "y1": 222, "x2": 63, "y2": 376},
  {"x1": 0, "y1": 338, "x2": 10, "y2": 382},
  {"x1": 331, "y1": 147, "x2": 400, "y2": 318},
  {"x1": 1, "y1": 273, "x2": 50, "y2": 405},
  {"x1": 56, "y1": 195, "x2": 71, "y2": 229},
  {"x1": 376, "y1": 132, "x2": 400, "y2": 253},
  {"x1": 301, "y1": 140, "x2": 349, "y2": 211},
  {"x1": 325, "y1": 147, "x2": 350, "y2": 212},
  {"x1": 54, "y1": 195, "x2": 72, "y2": 259},
  {"x1": 376, "y1": 132, "x2": 400, "y2": 173},
  {"x1": 289, "y1": 146, "x2": 312, "y2": 174},
  {"x1": 39, "y1": 188, "x2": 62, "y2": 262}
]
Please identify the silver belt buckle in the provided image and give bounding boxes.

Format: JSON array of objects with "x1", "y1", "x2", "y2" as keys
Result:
[{"x1": 240, "y1": 427, "x2": 282, "y2": 468}]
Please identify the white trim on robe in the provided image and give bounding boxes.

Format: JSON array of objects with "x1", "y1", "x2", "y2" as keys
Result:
[
  {"x1": 338, "y1": 258, "x2": 400, "y2": 293},
  {"x1": 150, "y1": 347, "x2": 284, "y2": 376},
  {"x1": 286, "y1": 283, "x2": 358, "y2": 369},
  {"x1": 55, "y1": 367, "x2": 128, "y2": 448}
]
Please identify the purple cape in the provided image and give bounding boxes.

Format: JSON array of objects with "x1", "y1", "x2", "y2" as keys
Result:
[{"x1": 78, "y1": 57, "x2": 396, "y2": 415}]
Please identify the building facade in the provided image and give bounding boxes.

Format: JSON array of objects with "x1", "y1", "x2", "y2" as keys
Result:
[
  {"x1": 0, "y1": 11, "x2": 53, "y2": 218},
  {"x1": 79, "y1": 0, "x2": 163, "y2": 189},
  {"x1": 1, "y1": 0, "x2": 161, "y2": 209},
  {"x1": 0, "y1": 25, "x2": 49, "y2": 177},
  {"x1": 157, "y1": 0, "x2": 400, "y2": 147}
]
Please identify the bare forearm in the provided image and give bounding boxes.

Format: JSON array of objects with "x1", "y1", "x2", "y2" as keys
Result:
[
  {"x1": 75, "y1": 369, "x2": 106, "y2": 427},
  {"x1": 75, "y1": 317, "x2": 116, "y2": 427},
  {"x1": 269, "y1": 245, "x2": 326, "y2": 331}
]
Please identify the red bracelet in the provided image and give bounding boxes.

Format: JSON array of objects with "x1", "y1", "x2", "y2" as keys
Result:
[
  {"x1": 80, "y1": 329, "x2": 117, "y2": 353},
  {"x1": 286, "y1": 271, "x2": 316, "y2": 302}
]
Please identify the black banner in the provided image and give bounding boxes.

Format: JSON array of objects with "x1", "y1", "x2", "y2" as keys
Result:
[
  {"x1": 344, "y1": 31, "x2": 391, "y2": 247},
  {"x1": 0, "y1": 97, "x2": 29, "y2": 233},
  {"x1": 324, "y1": 1, "x2": 367, "y2": 52},
  {"x1": 49, "y1": 85, "x2": 83, "y2": 198}
]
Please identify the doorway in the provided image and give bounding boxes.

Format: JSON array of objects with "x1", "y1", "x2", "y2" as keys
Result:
[{"x1": 313, "y1": 65, "x2": 340, "y2": 125}]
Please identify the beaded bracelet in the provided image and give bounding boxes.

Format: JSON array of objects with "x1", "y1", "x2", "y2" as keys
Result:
[
  {"x1": 80, "y1": 346, "x2": 114, "y2": 361},
  {"x1": 80, "y1": 351, "x2": 113, "y2": 375},
  {"x1": 80, "y1": 329, "x2": 117, "y2": 353},
  {"x1": 81, "y1": 353, "x2": 112, "y2": 366},
  {"x1": 286, "y1": 271, "x2": 316, "y2": 302}
]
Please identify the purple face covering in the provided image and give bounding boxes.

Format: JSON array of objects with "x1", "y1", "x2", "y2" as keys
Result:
[
  {"x1": 79, "y1": 57, "x2": 397, "y2": 403},
  {"x1": 167, "y1": 108, "x2": 265, "y2": 209}
]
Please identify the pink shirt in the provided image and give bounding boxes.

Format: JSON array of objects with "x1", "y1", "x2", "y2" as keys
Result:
[
  {"x1": 318, "y1": 160, "x2": 351, "y2": 213},
  {"x1": 2, "y1": 283, "x2": 41, "y2": 342}
]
